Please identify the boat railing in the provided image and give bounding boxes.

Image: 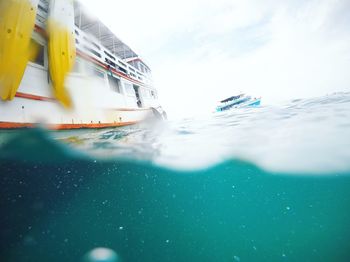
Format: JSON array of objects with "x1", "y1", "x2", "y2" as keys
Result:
[
  {"x1": 74, "y1": 28, "x2": 151, "y2": 84},
  {"x1": 34, "y1": 0, "x2": 151, "y2": 85},
  {"x1": 36, "y1": 0, "x2": 49, "y2": 28}
]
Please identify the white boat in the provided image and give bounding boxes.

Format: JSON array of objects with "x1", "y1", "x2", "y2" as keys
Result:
[
  {"x1": 216, "y1": 94, "x2": 261, "y2": 112},
  {"x1": 0, "y1": 0, "x2": 166, "y2": 130}
]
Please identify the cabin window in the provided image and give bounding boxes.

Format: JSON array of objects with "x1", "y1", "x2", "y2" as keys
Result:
[
  {"x1": 72, "y1": 60, "x2": 81, "y2": 73},
  {"x1": 151, "y1": 91, "x2": 157, "y2": 99},
  {"x1": 104, "y1": 51, "x2": 115, "y2": 61},
  {"x1": 105, "y1": 58, "x2": 116, "y2": 68},
  {"x1": 92, "y1": 42, "x2": 100, "y2": 50},
  {"x1": 29, "y1": 40, "x2": 45, "y2": 67},
  {"x1": 84, "y1": 46, "x2": 101, "y2": 58},
  {"x1": 108, "y1": 75, "x2": 121, "y2": 93},
  {"x1": 142, "y1": 88, "x2": 150, "y2": 98},
  {"x1": 124, "y1": 82, "x2": 135, "y2": 96},
  {"x1": 118, "y1": 66, "x2": 127, "y2": 74},
  {"x1": 93, "y1": 68, "x2": 105, "y2": 79},
  {"x1": 38, "y1": 4, "x2": 48, "y2": 13}
]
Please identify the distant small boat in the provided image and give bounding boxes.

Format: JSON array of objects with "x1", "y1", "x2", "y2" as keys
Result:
[{"x1": 216, "y1": 94, "x2": 261, "y2": 112}]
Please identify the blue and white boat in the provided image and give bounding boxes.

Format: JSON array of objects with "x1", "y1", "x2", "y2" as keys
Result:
[{"x1": 216, "y1": 94, "x2": 261, "y2": 112}]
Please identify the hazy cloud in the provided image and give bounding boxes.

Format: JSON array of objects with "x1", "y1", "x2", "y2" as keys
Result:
[{"x1": 83, "y1": 0, "x2": 350, "y2": 117}]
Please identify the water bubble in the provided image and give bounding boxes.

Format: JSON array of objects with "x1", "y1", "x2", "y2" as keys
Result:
[
  {"x1": 83, "y1": 247, "x2": 119, "y2": 262},
  {"x1": 233, "y1": 255, "x2": 240, "y2": 261}
]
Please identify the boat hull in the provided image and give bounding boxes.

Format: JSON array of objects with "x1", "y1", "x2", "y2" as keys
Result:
[
  {"x1": 245, "y1": 98, "x2": 261, "y2": 107},
  {"x1": 0, "y1": 66, "x2": 160, "y2": 130},
  {"x1": 0, "y1": 96, "x2": 154, "y2": 130}
]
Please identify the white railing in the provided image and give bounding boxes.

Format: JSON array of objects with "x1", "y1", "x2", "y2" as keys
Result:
[{"x1": 35, "y1": 0, "x2": 152, "y2": 86}]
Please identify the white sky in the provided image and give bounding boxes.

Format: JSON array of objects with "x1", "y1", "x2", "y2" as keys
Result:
[{"x1": 83, "y1": 0, "x2": 350, "y2": 118}]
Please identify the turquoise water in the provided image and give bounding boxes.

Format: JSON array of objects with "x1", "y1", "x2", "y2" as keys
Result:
[{"x1": 1, "y1": 93, "x2": 350, "y2": 261}]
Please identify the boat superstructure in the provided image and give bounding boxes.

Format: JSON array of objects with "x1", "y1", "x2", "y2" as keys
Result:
[
  {"x1": 216, "y1": 94, "x2": 261, "y2": 112},
  {"x1": 0, "y1": 0, "x2": 165, "y2": 130}
]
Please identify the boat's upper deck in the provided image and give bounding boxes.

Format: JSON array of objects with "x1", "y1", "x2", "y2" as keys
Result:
[{"x1": 35, "y1": 0, "x2": 152, "y2": 86}]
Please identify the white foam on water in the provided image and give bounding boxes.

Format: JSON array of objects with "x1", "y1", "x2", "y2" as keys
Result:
[{"x1": 54, "y1": 92, "x2": 350, "y2": 174}]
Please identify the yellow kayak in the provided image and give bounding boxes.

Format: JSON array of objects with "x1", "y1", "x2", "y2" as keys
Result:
[
  {"x1": 0, "y1": 0, "x2": 39, "y2": 101},
  {"x1": 47, "y1": 0, "x2": 76, "y2": 108}
]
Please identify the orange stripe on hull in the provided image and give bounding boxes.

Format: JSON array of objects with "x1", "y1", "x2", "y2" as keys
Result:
[
  {"x1": 0, "y1": 122, "x2": 32, "y2": 129},
  {"x1": 0, "y1": 121, "x2": 138, "y2": 130},
  {"x1": 34, "y1": 24, "x2": 48, "y2": 39},
  {"x1": 15, "y1": 92, "x2": 55, "y2": 101}
]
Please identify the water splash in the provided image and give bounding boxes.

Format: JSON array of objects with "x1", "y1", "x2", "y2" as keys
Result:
[{"x1": 42, "y1": 92, "x2": 350, "y2": 174}]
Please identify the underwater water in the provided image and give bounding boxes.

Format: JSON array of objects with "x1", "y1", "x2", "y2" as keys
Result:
[{"x1": 1, "y1": 92, "x2": 350, "y2": 262}]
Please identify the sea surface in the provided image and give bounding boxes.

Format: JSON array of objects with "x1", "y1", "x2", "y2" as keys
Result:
[{"x1": 1, "y1": 92, "x2": 350, "y2": 262}]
